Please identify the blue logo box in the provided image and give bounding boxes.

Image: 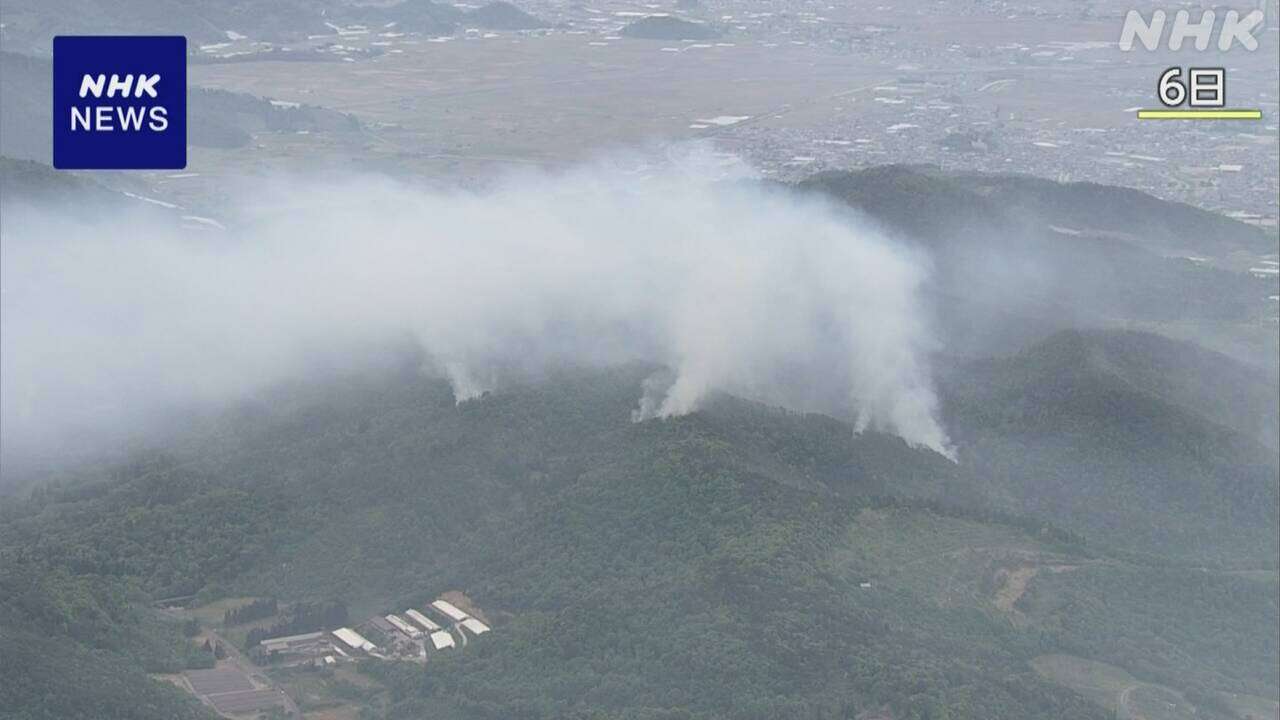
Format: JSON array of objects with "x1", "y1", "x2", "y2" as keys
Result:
[{"x1": 52, "y1": 35, "x2": 187, "y2": 169}]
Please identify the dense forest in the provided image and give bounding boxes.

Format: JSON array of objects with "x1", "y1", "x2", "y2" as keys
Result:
[
  {"x1": 1, "y1": 165, "x2": 1275, "y2": 719},
  {"x1": 1, "y1": 348, "x2": 1275, "y2": 719}
]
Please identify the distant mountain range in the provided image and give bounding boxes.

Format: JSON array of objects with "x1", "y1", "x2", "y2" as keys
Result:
[
  {"x1": 0, "y1": 0, "x2": 547, "y2": 53},
  {"x1": 801, "y1": 165, "x2": 1279, "y2": 365},
  {"x1": 620, "y1": 15, "x2": 720, "y2": 41},
  {"x1": 467, "y1": 1, "x2": 549, "y2": 31}
]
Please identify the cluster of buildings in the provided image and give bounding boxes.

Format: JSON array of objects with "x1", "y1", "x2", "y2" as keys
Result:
[
  {"x1": 523, "y1": 2, "x2": 1280, "y2": 228},
  {"x1": 187, "y1": 0, "x2": 1279, "y2": 228},
  {"x1": 723, "y1": 69, "x2": 1278, "y2": 230},
  {"x1": 253, "y1": 598, "x2": 491, "y2": 666}
]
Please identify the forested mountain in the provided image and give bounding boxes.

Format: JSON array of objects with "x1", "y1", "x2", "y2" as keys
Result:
[
  {"x1": 801, "y1": 165, "x2": 1276, "y2": 258},
  {"x1": 2, "y1": 0, "x2": 1276, "y2": 709},
  {"x1": 940, "y1": 329, "x2": 1279, "y2": 566},
  {"x1": 0, "y1": 566, "x2": 217, "y2": 720},
  {"x1": 466, "y1": 2, "x2": 549, "y2": 31},
  {"x1": 1, "y1": 163, "x2": 1276, "y2": 719},
  {"x1": 801, "y1": 166, "x2": 1279, "y2": 363},
  {"x1": 0, "y1": 157, "x2": 119, "y2": 208},
  {"x1": 2, "y1": 356, "x2": 1275, "y2": 719},
  {"x1": 620, "y1": 16, "x2": 720, "y2": 41}
]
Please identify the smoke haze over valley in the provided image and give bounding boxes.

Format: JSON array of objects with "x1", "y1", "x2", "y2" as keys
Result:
[{"x1": 2, "y1": 152, "x2": 954, "y2": 469}]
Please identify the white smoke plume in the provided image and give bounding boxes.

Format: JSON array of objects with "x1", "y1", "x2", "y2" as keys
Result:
[{"x1": 1, "y1": 152, "x2": 955, "y2": 470}]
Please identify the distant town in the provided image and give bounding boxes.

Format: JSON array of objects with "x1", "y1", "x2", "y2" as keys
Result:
[{"x1": 171, "y1": 0, "x2": 1278, "y2": 229}]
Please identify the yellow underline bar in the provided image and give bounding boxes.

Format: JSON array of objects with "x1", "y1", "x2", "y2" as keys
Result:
[{"x1": 1137, "y1": 109, "x2": 1262, "y2": 120}]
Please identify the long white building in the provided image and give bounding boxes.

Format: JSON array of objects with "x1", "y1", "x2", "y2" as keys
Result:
[
  {"x1": 431, "y1": 599, "x2": 469, "y2": 622},
  {"x1": 460, "y1": 618, "x2": 490, "y2": 636},
  {"x1": 385, "y1": 614, "x2": 423, "y2": 638},
  {"x1": 258, "y1": 630, "x2": 326, "y2": 654},
  {"x1": 405, "y1": 608, "x2": 442, "y2": 632},
  {"x1": 332, "y1": 627, "x2": 377, "y2": 653}
]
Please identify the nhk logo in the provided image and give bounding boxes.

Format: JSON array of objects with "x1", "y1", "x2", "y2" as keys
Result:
[
  {"x1": 53, "y1": 36, "x2": 186, "y2": 169},
  {"x1": 1116, "y1": 7, "x2": 1268, "y2": 120},
  {"x1": 73, "y1": 73, "x2": 169, "y2": 132},
  {"x1": 1118, "y1": 8, "x2": 1266, "y2": 52}
]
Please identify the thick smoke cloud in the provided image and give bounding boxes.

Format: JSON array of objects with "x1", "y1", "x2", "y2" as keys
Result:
[{"x1": 1, "y1": 153, "x2": 955, "y2": 471}]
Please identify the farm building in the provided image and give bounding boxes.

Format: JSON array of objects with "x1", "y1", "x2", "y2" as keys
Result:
[
  {"x1": 460, "y1": 618, "x2": 490, "y2": 636},
  {"x1": 431, "y1": 599, "x2": 470, "y2": 622},
  {"x1": 405, "y1": 608, "x2": 441, "y2": 631},
  {"x1": 258, "y1": 631, "x2": 328, "y2": 655},
  {"x1": 368, "y1": 616, "x2": 397, "y2": 635},
  {"x1": 385, "y1": 614, "x2": 423, "y2": 638},
  {"x1": 255, "y1": 630, "x2": 336, "y2": 661},
  {"x1": 429, "y1": 630, "x2": 456, "y2": 650},
  {"x1": 332, "y1": 627, "x2": 377, "y2": 653}
]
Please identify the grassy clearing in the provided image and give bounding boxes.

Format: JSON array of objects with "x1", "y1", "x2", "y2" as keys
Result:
[
  {"x1": 828, "y1": 507, "x2": 1061, "y2": 609},
  {"x1": 268, "y1": 663, "x2": 387, "y2": 719},
  {"x1": 1128, "y1": 685, "x2": 1198, "y2": 720},
  {"x1": 1031, "y1": 654, "x2": 1219, "y2": 720},
  {"x1": 1220, "y1": 692, "x2": 1280, "y2": 720},
  {"x1": 1032, "y1": 653, "x2": 1141, "y2": 715},
  {"x1": 187, "y1": 596, "x2": 268, "y2": 625}
]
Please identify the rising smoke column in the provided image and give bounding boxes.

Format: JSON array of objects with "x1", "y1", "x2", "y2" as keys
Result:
[{"x1": 0, "y1": 151, "x2": 955, "y2": 464}]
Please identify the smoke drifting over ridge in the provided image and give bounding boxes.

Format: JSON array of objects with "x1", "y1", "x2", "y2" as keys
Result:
[{"x1": 1, "y1": 154, "x2": 955, "y2": 469}]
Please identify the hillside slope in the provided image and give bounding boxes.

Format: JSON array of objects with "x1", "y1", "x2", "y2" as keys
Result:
[
  {"x1": 940, "y1": 329, "x2": 1279, "y2": 566},
  {"x1": 801, "y1": 166, "x2": 1279, "y2": 364},
  {"x1": 2, "y1": 363, "x2": 1274, "y2": 719},
  {"x1": 2, "y1": 166, "x2": 1276, "y2": 719}
]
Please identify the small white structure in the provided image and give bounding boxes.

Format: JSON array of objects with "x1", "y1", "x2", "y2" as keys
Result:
[
  {"x1": 431, "y1": 599, "x2": 470, "y2": 622},
  {"x1": 385, "y1": 614, "x2": 423, "y2": 638},
  {"x1": 429, "y1": 630, "x2": 457, "y2": 650},
  {"x1": 332, "y1": 627, "x2": 377, "y2": 652},
  {"x1": 405, "y1": 608, "x2": 441, "y2": 631},
  {"x1": 460, "y1": 618, "x2": 490, "y2": 636}
]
